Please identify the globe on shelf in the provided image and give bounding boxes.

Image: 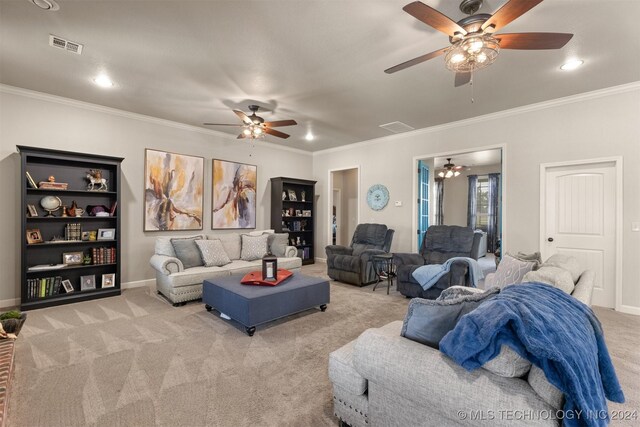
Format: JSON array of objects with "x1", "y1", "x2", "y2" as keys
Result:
[{"x1": 40, "y1": 196, "x2": 62, "y2": 217}]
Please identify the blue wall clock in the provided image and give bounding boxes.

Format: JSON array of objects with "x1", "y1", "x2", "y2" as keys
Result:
[{"x1": 367, "y1": 184, "x2": 389, "y2": 211}]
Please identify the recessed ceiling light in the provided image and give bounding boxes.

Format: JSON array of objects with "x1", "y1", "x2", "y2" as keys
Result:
[
  {"x1": 560, "y1": 59, "x2": 584, "y2": 71},
  {"x1": 29, "y1": 0, "x2": 60, "y2": 11},
  {"x1": 305, "y1": 132, "x2": 314, "y2": 141},
  {"x1": 93, "y1": 74, "x2": 114, "y2": 88}
]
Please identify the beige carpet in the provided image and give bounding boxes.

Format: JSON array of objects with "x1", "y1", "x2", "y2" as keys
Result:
[{"x1": 7, "y1": 264, "x2": 640, "y2": 426}]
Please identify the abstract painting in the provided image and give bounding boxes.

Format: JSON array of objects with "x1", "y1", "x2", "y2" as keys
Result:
[
  {"x1": 212, "y1": 159, "x2": 257, "y2": 229},
  {"x1": 144, "y1": 149, "x2": 204, "y2": 231}
]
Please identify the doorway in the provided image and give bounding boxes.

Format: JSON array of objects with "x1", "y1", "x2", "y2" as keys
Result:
[
  {"x1": 540, "y1": 158, "x2": 622, "y2": 309},
  {"x1": 329, "y1": 167, "x2": 360, "y2": 249}
]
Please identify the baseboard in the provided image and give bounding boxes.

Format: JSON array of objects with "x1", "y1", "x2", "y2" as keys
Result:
[
  {"x1": 618, "y1": 304, "x2": 640, "y2": 316},
  {"x1": 121, "y1": 279, "x2": 155, "y2": 290},
  {"x1": 0, "y1": 298, "x2": 20, "y2": 309},
  {"x1": 315, "y1": 257, "x2": 327, "y2": 263}
]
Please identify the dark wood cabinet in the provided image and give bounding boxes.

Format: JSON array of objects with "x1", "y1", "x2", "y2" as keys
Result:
[
  {"x1": 270, "y1": 177, "x2": 316, "y2": 265},
  {"x1": 18, "y1": 146, "x2": 123, "y2": 310}
]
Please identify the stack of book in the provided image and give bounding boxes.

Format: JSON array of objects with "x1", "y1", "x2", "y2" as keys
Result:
[
  {"x1": 92, "y1": 247, "x2": 116, "y2": 264},
  {"x1": 26, "y1": 276, "x2": 62, "y2": 299},
  {"x1": 38, "y1": 181, "x2": 69, "y2": 190},
  {"x1": 302, "y1": 247, "x2": 310, "y2": 259},
  {"x1": 65, "y1": 223, "x2": 82, "y2": 240}
]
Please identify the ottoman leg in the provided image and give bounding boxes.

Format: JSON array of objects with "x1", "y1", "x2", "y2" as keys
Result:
[
  {"x1": 320, "y1": 304, "x2": 327, "y2": 312},
  {"x1": 246, "y1": 326, "x2": 256, "y2": 337},
  {"x1": 205, "y1": 304, "x2": 212, "y2": 312}
]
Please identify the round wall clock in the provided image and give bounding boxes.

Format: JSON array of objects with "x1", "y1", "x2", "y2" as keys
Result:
[{"x1": 367, "y1": 184, "x2": 389, "y2": 211}]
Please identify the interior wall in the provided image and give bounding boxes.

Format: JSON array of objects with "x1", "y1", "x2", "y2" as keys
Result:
[
  {"x1": 442, "y1": 163, "x2": 502, "y2": 227},
  {"x1": 330, "y1": 168, "x2": 358, "y2": 245},
  {"x1": 0, "y1": 88, "x2": 313, "y2": 306},
  {"x1": 313, "y1": 86, "x2": 640, "y2": 313}
]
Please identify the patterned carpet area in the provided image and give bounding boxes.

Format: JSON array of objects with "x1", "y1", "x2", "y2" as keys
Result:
[{"x1": 7, "y1": 269, "x2": 409, "y2": 427}]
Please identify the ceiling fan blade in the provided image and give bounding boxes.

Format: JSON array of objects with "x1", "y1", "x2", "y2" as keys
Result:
[
  {"x1": 481, "y1": 0, "x2": 543, "y2": 33},
  {"x1": 264, "y1": 127, "x2": 290, "y2": 139},
  {"x1": 203, "y1": 123, "x2": 243, "y2": 126},
  {"x1": 237, "y1": 133, "x2": 247, "y2": 139},
  {"x1": 454, "y1": 72, "x2": 471, "y2": 87},
  {"x1": 385, "y1": 46, "x2": 448, "y2": 74},
  {"x1": 403, "y1": 1, "x2": 467, "y2": 37},
  {"x1": 233, "y1": 109, "x2": 253, "y2": 125},
  {"x1": 263, "y1": 119, "x2": 297, "y2": 127},
  {"x1": 497, "y1": 32, "x2": 573, "y2": 49}
]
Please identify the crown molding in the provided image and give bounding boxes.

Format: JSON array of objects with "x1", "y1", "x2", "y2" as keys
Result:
[
  {"x1": 313, "y1": 81, "x2": 640, "y2": 156},
  {"x1": 0, "y1": 84, "x2": 312, "y2": 156}
]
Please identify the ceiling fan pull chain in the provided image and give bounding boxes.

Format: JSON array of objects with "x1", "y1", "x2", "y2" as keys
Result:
[{"x1": 470, "y1": 70, "x2": 475, "y2": 104}]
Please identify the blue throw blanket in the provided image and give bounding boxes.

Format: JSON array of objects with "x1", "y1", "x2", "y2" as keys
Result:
[
  {"x1": 440, "y1": 282, "x2": 624, "y2": 427},
  {"x1": 411, "y1": 257, "x2": 484, "y2": 290}
]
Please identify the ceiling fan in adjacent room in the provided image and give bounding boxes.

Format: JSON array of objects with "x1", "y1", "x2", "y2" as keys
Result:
[
  {"x1": 385, "y1": 0, "x2": 574, "y2": 86},
  {"x1": 438, "y1": 158, "x2": 466, "y2": 178},
  {"x1": 204, "y1": 105, "x2": 297, "y2": 139}
]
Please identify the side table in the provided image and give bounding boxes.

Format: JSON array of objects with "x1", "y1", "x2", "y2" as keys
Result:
[{"x1": 372, "y1": 253, "x2": 395, "y2": 295}]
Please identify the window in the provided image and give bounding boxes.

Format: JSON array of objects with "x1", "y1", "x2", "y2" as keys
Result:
[{"x1": 475, "y1": 177, "x2": 489, "y2": 231}]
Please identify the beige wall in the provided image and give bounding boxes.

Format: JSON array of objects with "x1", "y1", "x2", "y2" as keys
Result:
[
  {"x1": 442, "y1": 164, "x2": 502, "y2": 227},
  {"x1": 330, "y1": 168, "x2": 358, "y2": 245},
  {"x1": 0, "y1": 88, "x2": 313, "y2": 306},
  {"x1": 313, "y1": 85, "x2": 640, "y2": 313}
]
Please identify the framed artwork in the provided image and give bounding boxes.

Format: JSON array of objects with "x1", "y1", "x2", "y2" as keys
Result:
[
  {"x1": 97, "y1": 228, "x2": 115, "y2": 240},
  {"x1": 62, "y1": 251, "x2": 83, "y2": 265},
  {"x1": 27, "y1": 204, "x2": 38, "y2": 217},
  {"x1": 80, "y1": 275, "x2": 96, "y2": 291},
  {"x1": 26, "y1": 229, "x2": 43, "y2": 244},
  {"x1": 61, "y1": 279, "x2": 74, "y2": 293},
  {"x1": 287, "y1": 189, "x2": 297, "y2": 201},
  {"x1": 101, "y1": 273, "x2": 115, "y2": 288},
  {"x1": 212, "y1": 159, "x2": 257, "y2": 229},
  {"x1": 144, "y1": 149, "x2": 204, "y2": 231}
]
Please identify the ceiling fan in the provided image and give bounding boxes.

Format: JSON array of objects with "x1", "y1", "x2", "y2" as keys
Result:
[
  {"x1": 385, "y1": 0, "x2": 574, "y2": 86},
  {"x1": 438, "y1": 158, "x2": 466, "y2": 178},
  {"x1": 204, "y1": 105, "x2": 297, "y2": 139}
]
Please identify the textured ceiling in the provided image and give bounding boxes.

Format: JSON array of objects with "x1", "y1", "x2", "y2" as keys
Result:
[{"x1": 1, "y1": 0, "x2": 639, "y2": 151}]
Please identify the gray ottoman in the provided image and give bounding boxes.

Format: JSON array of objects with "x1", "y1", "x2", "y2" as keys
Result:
[{"x1": 203, "y1": 272, "x2": 330, "y2": 336}]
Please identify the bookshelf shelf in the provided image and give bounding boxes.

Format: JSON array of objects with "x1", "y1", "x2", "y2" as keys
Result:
[
  {"x1": 19, "y1": 145, "x2": 123, "y2": 310},
  {"x1": 270, "y1": 177, "x2": 316, "y2": 265}
]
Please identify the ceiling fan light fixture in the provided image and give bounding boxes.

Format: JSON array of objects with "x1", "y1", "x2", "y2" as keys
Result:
[
  {"x1": 560, "y1": 59, "x2": 584, "y2": 71},
  {"x1": 454, "y1": 171, "x2": 461, "y2": 177},
  {"x1": 445, "y1": 34, "x2": 499, "y2": 73}
]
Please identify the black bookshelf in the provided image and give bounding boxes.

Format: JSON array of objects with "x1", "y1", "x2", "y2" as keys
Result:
[
  {"x1": 270, "y1": 177, "x2": 316, "y2": 265},
  {"x1": 18, "y1": 146, "x2": 124, "y2": 310}
]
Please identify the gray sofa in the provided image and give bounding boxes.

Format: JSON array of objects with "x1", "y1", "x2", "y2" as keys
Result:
[
  {"x1": 150, "y1": 230, "x2": 301, "y2": 305},
  {"x1": 394, "y1": 225, "x2": 481, "y2": 299},
  {"x1": 325, "y1": 224, "x2": 394, "y2": 287},
  {"x1": 329, "y1": 264, "x2": 595, "y2": 426}
]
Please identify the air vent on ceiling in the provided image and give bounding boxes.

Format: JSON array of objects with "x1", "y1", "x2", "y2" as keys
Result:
[
  {"x1": 379, "y1": 121, "x2": 414, "y2": 134},
  {"x1": 49, "y1": 34, "x2": 83, "y2": 55}
]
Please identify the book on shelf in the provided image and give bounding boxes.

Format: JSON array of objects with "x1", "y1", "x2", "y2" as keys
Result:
[
  {"x1": 65, "y1": 223, "x2": 82, "y2": 240},
  {"x1": 25, "y1": 171, "x2": 37, "y2": 188},
  {"x1": 27, "y1": 264, "x2": 67, "y2": 272},
  {"x1": 27, "y1": 276, "x2": 62, "y2": 300},
  {"x1": 91, "y1": 247, "x2": 116, "y2": 264},
  {"x1": 38, "y1": 181, "x2": 69, "y2": 190}
]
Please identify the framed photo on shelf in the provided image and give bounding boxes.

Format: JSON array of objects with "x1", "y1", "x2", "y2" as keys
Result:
[
  {"x1": 295, "y1": 209, "x2": 302, "y2": 217},
  {"x1": 287, "y1": 189, "x2": 297, "y2": 201},
  {"x1": 27, "y1": 204, "x2": 38, "y2": 217},
  {"x1": 101, "y1": 273, "x2": 116, "y2": 288},
  {"x1": 81, "y1": 231, "x2": 90, "y2": 241},
  {"x1": 61, "y1": 279, "x2": 74, "y2": 293},
  {"x1": 97, "y1": 228, "x2": 115, "y2": 240},
  {"x1": 80, "y1": 275, "x2": 96, "y2": 291},
  {"x1": 62, "y1": 251, "x2": 83, "y2": 265},
  {"x1": 302, "y1": 210, "x2": 312, "y2": 217},
  {"x1": 88, "y1": 231, "x2": 97, "y2": 241},
  {"x1": 26, "y1": 229, "x2": 43, "y2": 244}
]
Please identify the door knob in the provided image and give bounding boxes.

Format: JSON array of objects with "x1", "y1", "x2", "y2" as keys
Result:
[{"x1": 547, "y1": 237, "x2": 554, "y2": 242}]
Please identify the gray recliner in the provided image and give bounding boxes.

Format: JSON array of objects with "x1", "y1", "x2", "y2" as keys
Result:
[
  {"x1": 394, "y1": 225, "x2": 480, "y2": 299},
  {"x1": 325, "y1": 224, "x2": 394, "y2": 287}
]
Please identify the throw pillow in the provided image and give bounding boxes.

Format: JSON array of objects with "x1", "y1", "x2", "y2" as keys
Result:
[
  {"x1": 528, "y1": 365, "x2": 564, "y2": 409},
  {"x1": 437, "y1": 285, "x2": 487, "y2": 301},
  {"x1": 195, "y1": 239, "x2": 231, "y2": 267},
  {"x1": 490, "y1": 253, "x2": 537, "y2": 288},
  {"x1": 240, "y1": 234, "x2": 269, "y2": 261},
  {"x1": 483, "y1": 345, "x2": 532, "y2": 378},
  {"x1": 267, "y1": 233, "x2": 289, "y2": 257},
  {"x1": 515, "y1": 251, "x2": 542, "y2": 270},
  {"x1": 542, "y1": 253, "x2": 582, "y2": 283},
  {"x1": 170, "y1": 236, "x2": 204, "y2": 269},
  {"x1": 523, "y1": 266, "x2": 575, "y2": 295},
  {"x1": 214, "y1": 234, "x2": 242, "y2": 260},
  {"x1": 401, "y1": 287, "x2": 500, "y2": 349}
]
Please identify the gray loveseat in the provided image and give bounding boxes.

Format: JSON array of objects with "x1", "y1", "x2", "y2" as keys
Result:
[
  {"x1": 150, "y1": 230, "x2": 301, "y2": 305},
  {"x1": 329, "y1": 262, "x2": 594, "y2": 426}
]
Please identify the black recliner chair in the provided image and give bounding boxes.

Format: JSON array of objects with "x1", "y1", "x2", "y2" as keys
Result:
[
  {"x1": 325, "y1": 223, "x2": 394, "y2": 287},
  {"x1": 394, "y1": 225, "x2": 481, "y2": 299}
]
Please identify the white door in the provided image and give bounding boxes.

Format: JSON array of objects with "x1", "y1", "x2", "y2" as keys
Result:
[{"x1": 542, "y1": 161, "x2": 617, "y2": 308}]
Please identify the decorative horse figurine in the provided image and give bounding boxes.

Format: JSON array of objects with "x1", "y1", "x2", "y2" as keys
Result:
[{"x1": 86, "y1": 169, "x2": 108, "y2": 191}]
